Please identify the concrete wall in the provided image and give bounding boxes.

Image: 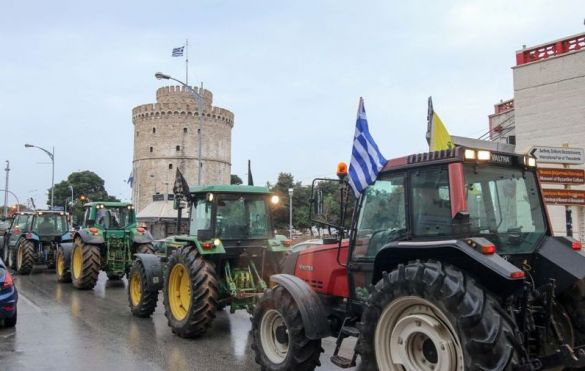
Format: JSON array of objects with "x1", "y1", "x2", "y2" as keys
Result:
[
  {"x1": 132, "y1": 86, "x2": 234, "y2": 212},
  {"x1": 513, "y1": 49, "x2": 585, "y2": 240}
]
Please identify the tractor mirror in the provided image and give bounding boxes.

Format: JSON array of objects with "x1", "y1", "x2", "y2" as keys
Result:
[{"x1": 197, "y1": 229, "x2": 213, "y2": 241}]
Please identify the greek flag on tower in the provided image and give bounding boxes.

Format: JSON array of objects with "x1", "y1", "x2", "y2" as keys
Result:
[
  {"x1": 348, "y1": 97, "x2": 387, "y2": 197},
  {"x1": 172, "y1": 46, "x2": 184, "y2": 57}
]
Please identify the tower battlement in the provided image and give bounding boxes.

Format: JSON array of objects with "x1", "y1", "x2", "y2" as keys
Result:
[{"x1": 156, "y1": 85, "x2": 213, "y2": 106}]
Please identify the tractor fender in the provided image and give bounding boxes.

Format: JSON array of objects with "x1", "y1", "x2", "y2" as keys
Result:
[
  {"x1": 533, "y1": 236, "x2": 585, "y2": 294},
  {"x1": 59, "y1": 242, "x2": 74, "y2": 266},
  {"x1": 75, "y1": 229, "x2": 105, "y2": 245},
  {"x1": 270, "y1": 274, "x2": 330, "y2": 340},
  {"x1": 134, "y1": 253, "x2": 163, "y2": 291},
  {"x1": 60, "y1": 231, "x2": 73, "y2": 243},
  {"x1": 373, "y1": 240, "x2": 525, "y2": 297},
  {"x1": 132, "y1": 230, "x2": 154, "y2": 245}
]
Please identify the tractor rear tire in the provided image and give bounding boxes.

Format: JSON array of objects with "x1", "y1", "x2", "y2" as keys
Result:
[
  {"x1": 252, "y1": 285, "x2": 323, "y2": 371},
  {"x1": 358, "y1": 260, "x2": 519, "y2": 371},
  {"x1": 163, "y1": 245, "x2": 218, "y2": 338},
  {"x1": 55, "y1": 247, "x2": 72, "y2": 283},
  {"x1": 128, "y1": 260, "x2": 158, "y2": 318},
  {"x1": 560, "y1": 279, "x2": 585, "y2": 347},
  {"x1": 71, "y1": 239, "x2": 101, "y2": 290},
  {"x1": 15, "y1": 240, "x2": 34, "y2": 275}
]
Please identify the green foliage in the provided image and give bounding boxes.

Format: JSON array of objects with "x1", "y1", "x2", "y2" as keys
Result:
[
  {"x1": 49, "y1": 170, "x2": 119, "y2": 223},
  {"x1": 230, "y1": 174, "x2": 243, "y2": 185}
]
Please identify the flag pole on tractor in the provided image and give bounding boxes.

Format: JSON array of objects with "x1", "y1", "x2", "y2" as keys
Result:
[
  {"x1": 348, "y1": 97, "x2": 387, "y2": 197},
  {"x1": 426, "y1": 96, "x2": 454, "y2": 151}
]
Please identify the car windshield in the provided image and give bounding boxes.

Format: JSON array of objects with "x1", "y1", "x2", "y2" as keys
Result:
[
  {"x1": 464, "y1": 165, "x2": 547, "y2": 254},
  {"x1": 216, "y1": 196, "x2": 272, "y2": 239},
  {"x1": 96, "y1": 207, "x2": 133, "y2": 229},
  {"x1": 33, "y1": 214, "x2": 68, "y2": 235}
]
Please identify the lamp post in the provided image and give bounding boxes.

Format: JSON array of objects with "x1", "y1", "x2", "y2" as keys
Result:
[
  {"x1": 0, "y1": 189, "x2": 20, "y2": 213},
  {"x1": 3, "y1": 161, "x2": 9, "y2": 218},
  {"x1": 155, "y1": 72, "x2": 204, "y2": 185},
  {"x1": 288, "y1": 188, "x2": 294, "y2": 240},
  {"x1": 25, "y1": 144, "x2": 55, "y2": 209}
]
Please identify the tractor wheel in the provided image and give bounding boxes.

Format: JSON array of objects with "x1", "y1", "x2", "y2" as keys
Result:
[
  {"x1": 560, "y1": 279, "x2": 585, "y2": 346},
  {"x1": 71, "y1": 238, "x2": 100, "y2": 290},
  {"x1": 252, "y1": 285, "x2": 323, "y2": 371},
  {"x1": 163, "y1": 245, "x2": 218, "y2": 338},
  {"x1": 15, "y1": 240, "x2": 34, "y2": 275},
  {"x1": 136, "y1": 243, "x2": 155, "y2": 255},
  {"x1": 128, "y1": 260, "x2": 158, "y2": 318},
  {"x1": 55, "y1": 247, "x2": 72, "y2": 283},
  {"x1": 358, "y1": 260, "x2": 519, "y2": 371},
  {"x1": 3, "y1": 309, "x2": 17, "y2": 328}
]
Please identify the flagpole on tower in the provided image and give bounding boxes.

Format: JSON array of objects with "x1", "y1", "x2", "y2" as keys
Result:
[{"x1": 185, "y1": 38, "x2": 189, "y2": 86}]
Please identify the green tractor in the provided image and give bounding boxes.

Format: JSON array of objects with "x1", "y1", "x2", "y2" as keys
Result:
[
  {"x1": 128, "y1": 185, "x2": 289, "y2": 338},
  {"x1": 57, "y1": 202, "x2": 154, "y2": 289}
]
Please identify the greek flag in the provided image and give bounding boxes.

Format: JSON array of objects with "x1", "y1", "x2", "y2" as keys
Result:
[
  {"x1": 172, "y1": 46, "x2": 184, "y2": 57},
  {"x1": 348, "y1": 97, "x2": 387, "y2": 197}
]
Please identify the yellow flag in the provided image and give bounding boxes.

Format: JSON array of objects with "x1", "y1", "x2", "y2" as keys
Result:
[{"x1": 430, "y1": 112, "x2": 454, "y2": 151}]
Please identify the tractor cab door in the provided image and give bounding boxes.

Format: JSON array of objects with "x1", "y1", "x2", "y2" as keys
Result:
[{"x1": 8, "y1": 214, "x2": 31, "y2": 249}]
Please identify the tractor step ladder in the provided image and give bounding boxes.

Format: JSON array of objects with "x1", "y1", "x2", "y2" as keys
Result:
[{"x1": 330, "y1": 321, "x2": 359, "y2": 368}]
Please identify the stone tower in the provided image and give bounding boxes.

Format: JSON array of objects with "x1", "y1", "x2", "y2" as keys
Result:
[{"x1": 132, "y1": 85, "x2": 234, "y2": 212}]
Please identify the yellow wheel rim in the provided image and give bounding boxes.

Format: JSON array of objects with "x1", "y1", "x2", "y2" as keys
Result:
[
  {"x1": 72, "y1": 244, "x2": 82, "y2": 279},
  {"x1": 130, "y1": 271, "x2": 142, "y2": 307},
  {"x1": 168, "y1": 263, "x2": 191, "y2": 321},
  {"x1": 57, "y1": 253, "x2": 65, "y2": 277},
  {"x1": 17, "y1": 246, "x2": 23, "y2": 269}
]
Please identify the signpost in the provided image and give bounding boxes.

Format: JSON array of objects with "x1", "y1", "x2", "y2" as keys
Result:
[
  {"x1": 537, "y1": 168, "x2": 585, "y2": 185},
  {"x1": 542, "y1": 189, "x2": 585, "y2": 206},
  {"x1": 529, "y1": 146, "x2": 584, "y2": 164}
]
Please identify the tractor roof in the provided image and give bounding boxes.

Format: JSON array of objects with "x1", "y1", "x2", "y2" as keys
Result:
[
  {"x1": 83, "y1": 201, "x2": 133, "y2": 208},
  {"x1": 189, "y1": 184, "x2": 271, "y2": 195}
]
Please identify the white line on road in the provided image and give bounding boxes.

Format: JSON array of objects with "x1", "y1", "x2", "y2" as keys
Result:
[{"x1": 17, "y1": 292, "x2": 43, "y2": 313}]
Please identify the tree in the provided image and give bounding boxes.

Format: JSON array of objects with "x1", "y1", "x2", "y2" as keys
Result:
[
  {"x1": 49, "y1": 170, "x2": 119, "y2": 222},
  {"x1": 230, "y1": 174, "x2": 243, "y2": 185}
]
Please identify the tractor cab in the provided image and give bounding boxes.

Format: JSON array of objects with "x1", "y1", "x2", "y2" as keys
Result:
[{"x1": 83, "y1": 202, "x2": 137, "y2": 231}]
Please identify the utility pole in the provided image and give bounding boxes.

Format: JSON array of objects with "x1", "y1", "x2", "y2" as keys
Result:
[
  {"x1": 288, "y1": 188, "x2": 294, "y2": 239},
  {"x1": 3, "y1": 161, "x2": 9, "y2": 218}
]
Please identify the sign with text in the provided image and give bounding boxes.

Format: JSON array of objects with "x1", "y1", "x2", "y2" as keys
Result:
[
  {"x1": 529, "y1": 146, "x2": 584, "y2": 164},
  {"x1": 542, "y1": 189, "x2": 585, "y2": 206},
  {"x1": 537, "y1": 168, "x2": 585, "y2": 185}
]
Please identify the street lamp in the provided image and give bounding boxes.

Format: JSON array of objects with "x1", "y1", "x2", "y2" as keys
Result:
[
  {"x1": 288, "y1": 188, "x2": 294, "y2": 240},
  {"x1": 25, "y1": 144, "x2": 55, "y2": 209},
  {"x1": 0, "y1": 189, "x2": 20, "y2": 213},
  {"x1": 155, "y1": 72, "x2": 204, "y2": 185}
]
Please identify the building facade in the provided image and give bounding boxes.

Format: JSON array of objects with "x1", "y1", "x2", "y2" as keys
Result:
[
  {"x1": 488, "y1": 32, "x2": 585, "y2": 240},
  {"x1": 131, "y1": 86, "x2": 234, "y2": 212}
]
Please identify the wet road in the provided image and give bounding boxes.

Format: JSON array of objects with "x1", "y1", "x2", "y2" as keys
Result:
[{"x1": 0, "y1": 269, "x2": 358, "y2": 371}]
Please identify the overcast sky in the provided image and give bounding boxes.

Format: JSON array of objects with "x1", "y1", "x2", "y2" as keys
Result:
[{"x1": 1, "y1": 0, "x2": 584, "y2": 207}]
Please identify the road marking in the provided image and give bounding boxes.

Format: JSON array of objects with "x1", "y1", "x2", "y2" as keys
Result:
[{"x1": 18, "y1": 292, "x2": 43, "y2": 313}]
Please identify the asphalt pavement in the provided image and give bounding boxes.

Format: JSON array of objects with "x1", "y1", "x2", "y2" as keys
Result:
[{"x1": 0, "y1": 268, "x2": 359, "y2": 371}]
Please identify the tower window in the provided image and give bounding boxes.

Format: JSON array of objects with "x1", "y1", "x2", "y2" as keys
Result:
[
  {"x1": 137, "y1": 131, "x2": 140, "y2": 137},
  {"x1": 149, "y1": 146, "x2": 153, "y2": 153},
  {"x1": 169, "y1": 164, "x2": 173, "y2": 169},
  {"x1": 152, "y1": 127, "x2": 156, "y2": 134},
  {"x1": 176, "y1": 145, "x2": 181, "y2": 151},
  {"x1": 183, "y1": 128, "x2": 187, "y2": 133}
]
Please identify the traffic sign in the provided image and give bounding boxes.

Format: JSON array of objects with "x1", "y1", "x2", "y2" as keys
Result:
[
  {"x1": 529, "y1": 146, "x2": 584, "y2": 164},
  {"x1": 542, "y1": 189, "x2": 585, "y2": 206},
  {"x1": 537, "y1": 168, "x2": 585, "y2": 185}
]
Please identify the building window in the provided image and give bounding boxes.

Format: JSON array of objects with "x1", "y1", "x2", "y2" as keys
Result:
[
  {"x1": 137, "y1": 131, "x2": 140, "y2": 137},
  {"x1": 507, "y1": 135, "x2": 516, "y2": 145},
  {"x1": 152, "y1": 127, "x2": 156, "y2": 134},
  {"x1": 169, "y1": 164, "x2": 173, "y2": 169},
  {"x1": 176, "y1": 145, "x2": 181, "y2": 151},
  {"x1": 183, "y1": 128, "x2": 187, "y2": 134},
  {"x1": 150, "y1": 146, "x2": 153, "y2": 153}
]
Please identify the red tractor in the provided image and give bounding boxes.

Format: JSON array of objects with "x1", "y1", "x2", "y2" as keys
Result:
[{"x1": 251, "y1": 144, "x2": 585, "y2": 370}]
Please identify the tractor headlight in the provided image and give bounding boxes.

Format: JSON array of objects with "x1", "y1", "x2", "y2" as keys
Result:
[
  {"x1": 477, "y1": 150, "x2": 491, "y2": 161},
  {"x1": 214, "y1": 239, "x2": 221, "y2": 247}
]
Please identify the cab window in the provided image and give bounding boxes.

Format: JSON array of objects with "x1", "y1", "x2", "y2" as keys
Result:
[
  {"x1": 354, "y1": 175, "x2": 406, "y2": 258},
  {"x1": 411, "y1": 166, "x2": 452, "y2": 236}
]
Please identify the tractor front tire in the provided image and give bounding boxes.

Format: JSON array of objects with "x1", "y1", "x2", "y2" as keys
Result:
[
  {"x1": 252, "y1": 285, "x2": 323, "y2": 371},
  {"x1": 358, "y1": 260, "x2": 519, "y2": 371},
  {"x1": 55, "y1": 247, "x2": 72, "y2": 283},
  {"x1": 15, "y1": 240, "x2": 34, "y2": 275},
  {"x1": 163, "y1": 245, "x2": 218, "y2": 338},
  {"x1": 128, "y1": 260, "x2": 158, "y2": 318},
  {"x1": 71, "y1": 239, "x2": 100, "y2": 290}
]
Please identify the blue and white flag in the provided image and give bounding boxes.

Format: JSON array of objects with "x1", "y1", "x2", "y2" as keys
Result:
[
  {"x1": 172, "y1": 46, "x2": 184, "y2": 57},
  {"x1": 348, "y1": 97, "x2": 387, "y2": 197},
  {"x1": 127, "y1": 171, "x2": 134, "y2": 187}
]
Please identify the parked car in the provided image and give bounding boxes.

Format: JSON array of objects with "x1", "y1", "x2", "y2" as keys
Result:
[{"x1": 0, "y1": 257, "x2": 17, "y2": 328}]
